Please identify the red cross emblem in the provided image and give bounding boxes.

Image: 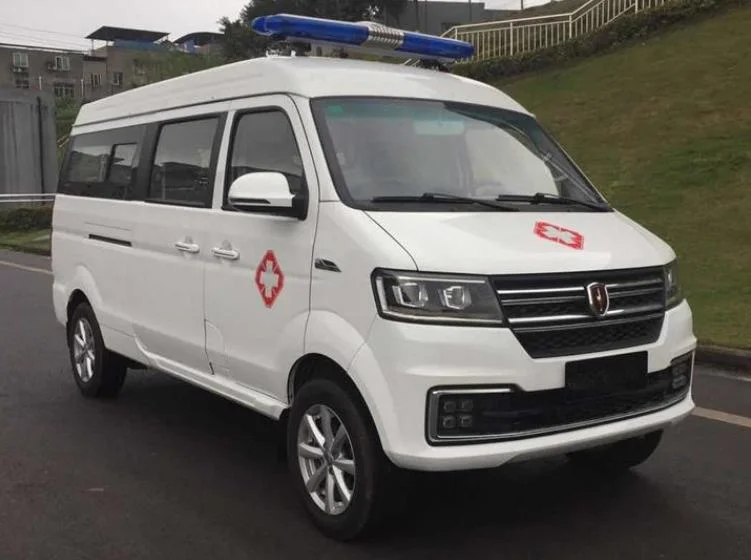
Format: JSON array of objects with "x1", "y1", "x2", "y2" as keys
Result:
[
  {"x1": 255, "y1": 250, "x2": 284, "y2": 308},
  {"x1": 534, "y1": 221, "x2": 584, "y2": 250}
]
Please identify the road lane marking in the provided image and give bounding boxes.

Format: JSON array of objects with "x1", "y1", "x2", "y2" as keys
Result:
[
  {"x1": 0, "y1": 259, "x2": 52, "y2": 276},
  {"x1": 693, "y1": 407, "x2": 751, "y2": 429},
  {"x1": 699, "y1": 369, "x2": 751, "y2": 384}
]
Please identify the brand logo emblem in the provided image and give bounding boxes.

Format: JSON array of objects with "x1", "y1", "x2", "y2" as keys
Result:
[
  {"x1": 534, "y1": 222, "x2": 584, "y2": 250},
  {"x1": 586, "y1": 282, "x2": 610, "y2": 317}
]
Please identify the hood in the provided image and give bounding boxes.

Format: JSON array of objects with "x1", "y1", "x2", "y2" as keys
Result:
[{"x1": 366, "y1": 210, "x2": 675, "y2": 275}]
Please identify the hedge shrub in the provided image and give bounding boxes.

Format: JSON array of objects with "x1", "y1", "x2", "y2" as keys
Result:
[
  {"x1": 0, "y1": 206, "x2": 54, "y2": 232},
  {"x1": 452, "y1": 0, "x2": 748, "y2": 83}
]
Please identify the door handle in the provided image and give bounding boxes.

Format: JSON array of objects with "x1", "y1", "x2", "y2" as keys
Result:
[
  {"x1": 175, "y1": 240, "x2": 200, "y2": 254},
  {"x1": 212, "y1": 247, "x2": 240, "y2": 261}
]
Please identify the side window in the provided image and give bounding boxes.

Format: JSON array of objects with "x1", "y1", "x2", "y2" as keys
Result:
[
  {"x1": 108, "y1": 144, "x2": 138, "y2": 186},
  {"x1": 67, "y1": 144, "x2": 111, "y2": 184},
  {"x1": 149, "y1": 118, "x2": 218, "y2": 207},
  {"x1": 59, "y1": 126, "x2": 144, "y2": 199},
  {"x1": 227, "y1": 110, "x2": 304, "y2": 204}
]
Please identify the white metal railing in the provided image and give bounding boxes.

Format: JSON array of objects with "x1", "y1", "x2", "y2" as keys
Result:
[
  {"x1": 0, "y1": 193, "x2": 56, "y2": 205},
  {"x1": 443, "y1": 0, "x2": 669, "y2": 62}
]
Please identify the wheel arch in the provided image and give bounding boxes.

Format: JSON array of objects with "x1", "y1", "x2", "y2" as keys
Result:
[
  {"x1": 66, "y1": 289, "x2": 91, "y2": 328},
  {"x1": 62, "y1": 264, "x2": 104, "y2": 328},
  {"x1": 285, "y1": 353, "x2": 384, "y2": 448}
]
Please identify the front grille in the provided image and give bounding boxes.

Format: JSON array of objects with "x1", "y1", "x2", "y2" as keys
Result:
[
  {"x1": 515, "y1": 316, "x2": 665, "y2": 358},
  {"x1": 493, "y1": 267, "x2": 667, "y2": 358}
]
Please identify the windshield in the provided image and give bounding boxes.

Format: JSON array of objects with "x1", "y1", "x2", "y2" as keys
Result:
[{"x1": 311, "y1": 97, "x2": 607, "y2": 211}]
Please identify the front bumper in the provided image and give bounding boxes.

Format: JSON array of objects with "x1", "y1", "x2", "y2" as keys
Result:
[{"x1": 348, "y1": 300, "x2": 696, "y2": 471}]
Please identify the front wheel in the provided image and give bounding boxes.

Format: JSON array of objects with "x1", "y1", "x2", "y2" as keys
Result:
[
  {"x1": 567, "y1": 430, "x2": 663, "y2": 472},
  {"x1": 286, "y1": 379, "x2": 389, "y2": 541}
]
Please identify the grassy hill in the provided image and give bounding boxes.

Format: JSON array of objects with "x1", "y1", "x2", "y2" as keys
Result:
[
  {"x1": 512, "y1": 0, "x2": 593, "y2": 19},
  {"x1": 499, "y1": 5, "x2": 751, "y2": 348}
]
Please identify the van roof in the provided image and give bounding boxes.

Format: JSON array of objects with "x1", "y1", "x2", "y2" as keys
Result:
[{"x1": 74, "y1": 56, "x2": 531, "y2": 128}]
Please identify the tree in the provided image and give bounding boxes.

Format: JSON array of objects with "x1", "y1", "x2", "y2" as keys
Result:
[
  {"x1": 131, "y1": 51, "x2": 225, "y2": 85},
  {"x1": 379, "y1": 0, "x2": 407, "y2": 20},
  {"x1": 218, "y1": 0, "x2": 408, "y2": 61},
  {"x1": 218, "y1": 17, "x2": 264, "y2": 62}
]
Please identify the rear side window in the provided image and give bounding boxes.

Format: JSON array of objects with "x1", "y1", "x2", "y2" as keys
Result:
[
  {"x1": 149, "y1": 118, "x2": 219, "y2": 207},
  {"x1": 59, "y1": 126, "x2": 143, "y2": 199},
  {"x1": 227, "y1": 110, "x2": 305, "y2": 204},
  {"x1": 109, "y1": 144, "x2": 138, "y2": 186},
  {"x1": 67, "y1": 144, "x2": 110, "y2": 184}
]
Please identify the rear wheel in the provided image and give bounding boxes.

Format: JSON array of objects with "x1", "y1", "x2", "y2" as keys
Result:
[
  {"x1": 567, "y1": 430, "x2": 663, "y2": 471},
  {"x1": 67, "y1": 302, "x2": 127, "y2": 399},
  {"x1": 287, "y1": 378, "x2": 389, "y2": 541}
]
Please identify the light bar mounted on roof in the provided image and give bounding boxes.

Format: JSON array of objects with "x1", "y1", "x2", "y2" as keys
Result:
[{"x1": 250, "y1": 14, "x2": 474, "y2": 70}]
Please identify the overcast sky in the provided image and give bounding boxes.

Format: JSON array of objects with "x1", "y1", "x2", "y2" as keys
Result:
[{"x1": 0, "y1": 0, "x2": 541, "y2": 51}]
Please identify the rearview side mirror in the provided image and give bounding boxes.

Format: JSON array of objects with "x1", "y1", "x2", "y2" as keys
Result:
[{"x1": 227, "y1": 172, "x2": 307, "y2": 219}]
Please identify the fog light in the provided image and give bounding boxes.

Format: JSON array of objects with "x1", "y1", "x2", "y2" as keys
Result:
[
  {"x1": 672, "y1": 361, "x2": 690, "y2": 377},
  {"x1": 670, "y1": 353, "x2": 693, "y2": 391},
  {"x1": 458, "y1": 414, "x2": 473, "y2": 428},
  {"x1": 441, "y1": 415, "x2": 457, "y2": 429},
  {"x1": 443, "y1": 400, "x2": 457, "y2": 413},
  {"x1": 672, "y1": 376, "x2": 688, "y2": 390}
]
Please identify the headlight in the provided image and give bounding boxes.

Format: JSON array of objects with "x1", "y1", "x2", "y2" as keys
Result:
[
  {"x1": 665, "y1": 260, "x2": 683, "y2": 309},
  {"x1": 372, "y1": 270, "x2": 504, "y2": 325}
]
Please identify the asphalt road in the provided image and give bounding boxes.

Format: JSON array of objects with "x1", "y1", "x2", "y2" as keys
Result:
[{"x1": 1, "y1": 250, "x2": 750, "y2": 560}]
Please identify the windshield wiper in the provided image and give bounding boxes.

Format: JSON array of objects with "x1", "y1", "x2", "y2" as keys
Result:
[
  {"x1": 494, "y1": 192, "x2": 611, "y2": 212},
  {"x1": 371, "y1": 192, "x2": 519, "y2": 211}
]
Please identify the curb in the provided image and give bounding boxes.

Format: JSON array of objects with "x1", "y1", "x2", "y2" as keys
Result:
[{"x1": 695, "y1": 345, "x2": 751, "y2": 373}]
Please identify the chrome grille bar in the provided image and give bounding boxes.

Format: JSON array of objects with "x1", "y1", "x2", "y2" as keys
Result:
[
  {"x1": 606, "y1": 278, "x2": 664, "y2": 290},
  {"x1": 507, "y1": 303, "x2": 665, "y2": 325},
  {"x1": 609, "y1": 286, "x2": 664, "y2": 298},
  {"x1": 496, "y1": 286, "x2": 584, "y2": 296},
  {"x1": 502, "y1": 294, "x2": 586, "y2": 306},
  {"x1": 509, "y1": 313, "x2": 591, "y2": 325},
  {"x1": 512, "y1": 312, "x2": 665, "y2": 333}
]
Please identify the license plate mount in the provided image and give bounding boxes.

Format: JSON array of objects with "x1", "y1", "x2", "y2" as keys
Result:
[{"x1": 565, "y1": 351, "x2": 648, "y2": 400}]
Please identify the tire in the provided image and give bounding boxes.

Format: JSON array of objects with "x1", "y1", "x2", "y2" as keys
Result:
[
  {"x1": 286, "y1": 378, "x2": 389, "y2": 541},
  {"x1": 67, "y1": 302, "x2": 127, "y2": 399},
  {"x1": 567, "y1": 430, "x2": 663, "y2": 472}
]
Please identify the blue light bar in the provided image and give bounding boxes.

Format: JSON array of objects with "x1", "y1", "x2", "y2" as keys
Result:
[{"x1": 251, "y1": 14, "x2": 474, "y2": 61}]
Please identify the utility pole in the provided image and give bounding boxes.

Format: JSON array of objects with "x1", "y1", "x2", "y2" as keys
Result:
[{"x1": 468, "y1": 0, "x2": 472, "y2": 22}]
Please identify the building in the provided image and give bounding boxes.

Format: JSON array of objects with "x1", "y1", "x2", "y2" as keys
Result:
[
  {"x1": 0, "y1": 43, "x2": 85, "y2": 101},
  {"x1": 0, "y1": 26, "x2": 222, "y2": 105},
  {"x1": 383, "y1": 1, "x2": 516, "y2": 37},
  {"x1": 84, "y1": 26, "x2": 171, "y2": 97},
  {"x1": 173, "y1": 32, "x2": 223, "y2": 56}
]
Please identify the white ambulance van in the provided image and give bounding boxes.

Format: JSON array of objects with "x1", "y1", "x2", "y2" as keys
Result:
[{"x1": 51, "y1": 15, "x2": 696, "y2": 540}]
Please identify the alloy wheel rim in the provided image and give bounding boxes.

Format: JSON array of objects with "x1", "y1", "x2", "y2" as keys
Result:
[
  {"x1": 72, "y1": 318, "x2": 96, "y2": 383},
  {"x1": 297, "y1": 404, "x2": 356, "y2": 516}
]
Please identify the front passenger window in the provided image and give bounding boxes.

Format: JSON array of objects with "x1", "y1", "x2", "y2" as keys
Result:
[{"x1": 227, "y1": 110, "x2": 304, "y2": 203}]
